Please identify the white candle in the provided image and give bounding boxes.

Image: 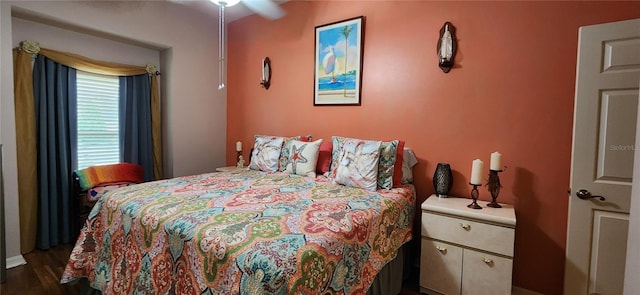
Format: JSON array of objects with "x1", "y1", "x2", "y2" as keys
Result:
[
  {"x1": 236, "y1": 141, "x2": 242, "y2": 152},
  {"x1": 440, "y1": 24, "x2": 451, "y2": 60},
  {"x1": 470, "y1": 159, "x2": 484, "y2": 185},
  {"x1": 490, "y1": 152, "x2": 502, "y2": 171},
  {"x1": 261, "y1": 58, "x2": 265, "y2": 81}
]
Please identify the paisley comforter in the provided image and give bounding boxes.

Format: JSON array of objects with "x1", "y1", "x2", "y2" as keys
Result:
[{"x1": 61, "y1": 169, "x2": 415, "y2": 294}]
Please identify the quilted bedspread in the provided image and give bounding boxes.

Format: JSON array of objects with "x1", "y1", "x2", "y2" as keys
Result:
[{"x1": 61, "y1": 169, "x2": 415, "y2": 294}]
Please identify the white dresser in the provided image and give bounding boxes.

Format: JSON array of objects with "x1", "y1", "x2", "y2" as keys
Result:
[{"x1": 420, "y1": 195, "x2": 516, "y2": 295}]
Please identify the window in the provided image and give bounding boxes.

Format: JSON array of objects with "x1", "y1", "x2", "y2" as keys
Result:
[{"x1": 76, "y1": 71, "x2": 120, "y2": 169}]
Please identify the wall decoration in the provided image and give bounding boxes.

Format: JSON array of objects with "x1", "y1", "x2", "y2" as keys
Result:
[
  {"x1": 314, "y1": 16, "x2": 364, "y2": 106},
  {"x1": 437, "y1": 21, "x2": 457, "y2": 73},
  {"x1": 260, "y1": 57, "x2": 271, "y2": 89}
]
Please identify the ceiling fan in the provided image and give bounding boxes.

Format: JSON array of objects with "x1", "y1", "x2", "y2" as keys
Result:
[
  {"x1": 169, "y1": 0, "x2": 285, "y2": 89},
  {"x1": 207, "y1": 0, "x2": 286, "y2": 89}
]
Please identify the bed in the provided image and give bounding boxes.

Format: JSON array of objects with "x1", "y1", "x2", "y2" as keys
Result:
[
  {"x1": 62, "y1": 170, "x2": 415, "y2": 294},
  {"x1": 61, "y1": 168, "x2": 416, "y2": 294}
]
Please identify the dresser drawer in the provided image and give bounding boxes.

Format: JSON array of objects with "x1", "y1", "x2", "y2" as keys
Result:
[
  {"x1": 420, "y1": 238, "x2": 462, "y2": 295},
  {"x1": 461, "y1": 249, "x2": 513, "y2": 295},
  {"x1": 421, "y1": 212, "x2": 515, "y2": 257}
]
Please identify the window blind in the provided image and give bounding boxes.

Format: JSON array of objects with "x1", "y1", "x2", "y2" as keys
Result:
[{"x1": 76, "y1": 71, "x2": 120, "y2": 170}]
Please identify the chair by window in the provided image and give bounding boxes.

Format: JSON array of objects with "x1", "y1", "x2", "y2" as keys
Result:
[{"x1": 72, "y1": 163, "x2": 144, "y2": 236}]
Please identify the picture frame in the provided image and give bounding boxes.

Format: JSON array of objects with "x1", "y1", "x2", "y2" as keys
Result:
[{"x1": 314, "y1": 16, "x2": 365, "y2": 106}]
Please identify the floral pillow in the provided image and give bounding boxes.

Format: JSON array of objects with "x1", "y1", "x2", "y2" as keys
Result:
[
  {"x1": 249, "y1": 136, "x2": 285, "y2": 172},
  {"x1": 330, "y1": 136, "x2": 348, "y2": 178},
  {"x1": 285, "y1": 139, "x2": 323, "y2": 177},
  {"x1": 331, "y1": 136, "x2": 402, "y2": 190},
  {"x1": 378, "y1": 140, "x2": 399, "y2": 190},
  {"x1": 333, "y1": 138, "x2": 382, "y2": 192},
  {"x1": 253, "y1": 134, "x2": 305, "y2": 171}
]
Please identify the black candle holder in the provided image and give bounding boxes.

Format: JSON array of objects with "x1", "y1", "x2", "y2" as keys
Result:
[
  {"x1": 486, "y1": 169, "x2": 503, "y2": 208},
  {"x1": 467, "y1": 183, "x2": 482, "y2": 209},
  {"x1": 433, "y1": 163, "x2": 453, "y2": 198}
]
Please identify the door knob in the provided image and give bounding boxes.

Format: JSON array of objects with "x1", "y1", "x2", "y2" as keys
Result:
[{"x1": 576, "y1": 189, "x2": 606, "y2": 201}]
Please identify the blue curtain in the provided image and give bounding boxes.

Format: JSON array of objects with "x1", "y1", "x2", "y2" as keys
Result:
[
  {"x1": 119, "y1": 75, "x2": 153, "y2": 181},
  {"x1": 33, "y1": 55, "x2": 77, "y2": 249}
]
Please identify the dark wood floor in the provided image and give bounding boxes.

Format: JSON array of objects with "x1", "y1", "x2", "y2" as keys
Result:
[
  {"x1": 1, "y1": 245, "x2": 82, "y2": 295},
  {"x1": 1, "y1": 245, "x2": 421, "y2": 295}
]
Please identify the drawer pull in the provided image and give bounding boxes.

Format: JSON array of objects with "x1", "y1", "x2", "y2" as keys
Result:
[
  {"x1": 482, "y1": 258, "x2": 494, "y2": 266},
  {"x1": 435, "y1": 246, "x2": 447, "y2": 254},
  {"x1": 459, "y1": 223, "x2": 471, "y2": 230}
]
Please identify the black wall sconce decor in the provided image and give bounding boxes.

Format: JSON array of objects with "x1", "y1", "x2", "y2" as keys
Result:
[
  {"x1": 260, "y1": 57, "x2": 271, "y2": 89},
  {"x1": 437, "y1": 22, "x2": 457, "y2": 73}
]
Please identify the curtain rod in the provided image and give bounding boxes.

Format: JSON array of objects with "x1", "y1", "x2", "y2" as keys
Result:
[{"x1": 17, "y1": 41, "x2": 162, "y2": 77}]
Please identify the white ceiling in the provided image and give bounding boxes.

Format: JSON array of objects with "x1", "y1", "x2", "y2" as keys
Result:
[
  {"x1": 10, "y1": 0, "x2": 287, "y2": 51},
  {"x1": 174, "y1": 0, "x2": 288, "y2": 22}
]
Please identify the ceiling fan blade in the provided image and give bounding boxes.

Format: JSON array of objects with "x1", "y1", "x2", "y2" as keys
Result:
[
  {"x1": 166, "y1": 0, "x2": 196, "y2": 4},
  {"x1": 241, "y1": 0, "x2": 286, "y2": 20}
]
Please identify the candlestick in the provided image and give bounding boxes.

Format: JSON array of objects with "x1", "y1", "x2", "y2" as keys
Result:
[
  {"x1": 468, "y1": 183, "x2": 482, "y2": 209},
  {"x1": 470, "y1": 159, "x2": 484, "y2": 185},
  {"x1": 236, "y1": 141, "x2": 242, "y2": 152},
  {"x1": 490, "y1": 152, "x2": 502, "y2": 171},
  {"x1": 486, "y1": 169, "x2": 503, "y2": 208}
]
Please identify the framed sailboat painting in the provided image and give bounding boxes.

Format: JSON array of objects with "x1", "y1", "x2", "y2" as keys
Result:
[{"x1": 314, "y1": 16, "x2": 365, "y2": 106}]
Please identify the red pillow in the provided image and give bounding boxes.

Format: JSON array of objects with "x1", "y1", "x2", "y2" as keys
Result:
[
  {"x1": 392, "y1": 140, "x2": 405, "y2": 187},
  {"x1": 316, "y1": 141, "x2": 333, "y2": 174},
  {"x1": 299, "y1": 135, "x2": 313, "y2": 142}
]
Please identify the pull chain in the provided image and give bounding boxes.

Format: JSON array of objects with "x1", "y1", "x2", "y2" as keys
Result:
[{"x1": 218, "y1": 3, "x2": 226, "y2": 90}]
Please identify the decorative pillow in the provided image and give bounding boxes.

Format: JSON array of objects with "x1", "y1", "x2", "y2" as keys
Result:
[
  {"x1": 377, "y1": 140, "x2": 399, "y2": 190},
  {"x1": 402, "y1": 147, "x2": 418, "y2": 184},
  {"x1": 316, "y1": 141, "x2": 333, "y2": 174},
  {"x1": 279, "y1": 136, "x2": 304, "y2": 171},
  {"x1": 331, "y1": 136, "x2": 403, "y2": 189},
  {"x1": 333, "y1": 138, "x2": 382, "y2": 191},
  {"x1": 253, "y1": 134, "x2": 304, "y2": 171},
  {"x1": 330, "y1": 136, "x2": 348, "y2": 178},
  {"x1": 249, "y1": 136, "x2": 285, "y2": 172},
  {"x1": 285, "y1": 139, "x2": 323, "y2": 177},
  {"x1": 392, "y1": 140, "x2": 406, "y2": 187}
]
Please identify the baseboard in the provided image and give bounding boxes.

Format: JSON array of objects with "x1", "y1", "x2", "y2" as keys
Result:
[
  {"x1": 6, "y1": 255, "x2": 26, "y2": 269},
  {"x1": 512, "y1": 286, "x2": 544, "y2": 295}
]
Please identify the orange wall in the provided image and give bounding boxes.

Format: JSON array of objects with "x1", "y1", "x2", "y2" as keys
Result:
[{"x1": 226, "y1": 1, "x2": 640, "y2": 294}]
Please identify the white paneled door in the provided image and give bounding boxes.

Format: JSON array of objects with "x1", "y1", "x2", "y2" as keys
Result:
[{"x1": 565, "y1": 18, "x2": 640, "y2": 295}]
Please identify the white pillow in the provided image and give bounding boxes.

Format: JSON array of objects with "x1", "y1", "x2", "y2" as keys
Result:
[
  {"x1": 333, "y1": 138, "x2": 382, "y2": 191},
  {"x1": 249, "y1": 136, "x2": 284, "y2": 172},
  {"x1": 285, "y1": 139, "x2": 323, "y2": 177},
  {"x1": 402, "y1": 147, "x2": 418, "y2": 184}
]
